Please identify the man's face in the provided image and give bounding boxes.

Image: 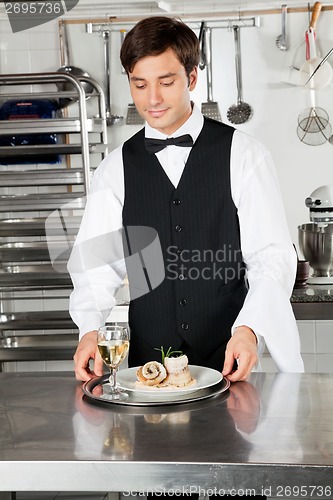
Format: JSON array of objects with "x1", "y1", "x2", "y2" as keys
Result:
[{"x1": 129, "y1": 48, "x2": 198, "y2": 136}]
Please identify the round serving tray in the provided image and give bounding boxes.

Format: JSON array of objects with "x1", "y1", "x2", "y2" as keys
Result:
[{"x1": 82, "y1": 374, "x2": 230, "y2": 408}]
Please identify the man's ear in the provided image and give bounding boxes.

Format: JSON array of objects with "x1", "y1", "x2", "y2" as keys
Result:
[{"x1": 188, "y1": 66, "x2": 198, "y2": 91}]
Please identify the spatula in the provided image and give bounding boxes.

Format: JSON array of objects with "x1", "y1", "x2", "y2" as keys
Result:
[
  {"x1": 120, "y1": 29, "x2": 145, "y2": 125},
  {"x1": 200, "y1": 23, "x2": 222, "y2": 122}
]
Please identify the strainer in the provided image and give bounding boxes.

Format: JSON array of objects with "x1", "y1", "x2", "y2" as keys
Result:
[{"x1": 227, "y1": 25, "x2": 253, "y2": 125}]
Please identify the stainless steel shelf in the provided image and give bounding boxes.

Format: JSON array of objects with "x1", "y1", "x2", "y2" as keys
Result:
[
  {"x1": 0, "y1": 117, "x2": 105, "y2": 135},
  {"x1": 0, "y1": 311, "x2": 75, "y2": 331},
  {"x1": 0, "y1": 217, "x2": 81, "y2": 237},
  {"x1": 0, "y1": 72, "x2": 107, "y2": 338},
  {"x1": 0, "y1": 333, "x2": 78, "y2": 365},
  {"x1": 0, "y1": 192, "x2": 84, "y2": 212},
  {"x1": 0, "y1": 265, "x2": 71, "y2": 287},
  {"x1": 0, "y1": 90, "x2": 96, "y2": 100},
  {"x1": 0, "y1": 241, "x2": 73, "y2": 263},
  {"x1": 0, "y1": 168, "x2": 84, "y2": 187},
  {"x1": 0, "y1": 142, "x2": 107, "y2": 157}
]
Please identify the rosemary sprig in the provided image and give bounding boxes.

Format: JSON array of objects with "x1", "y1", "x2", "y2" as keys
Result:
[{"x1": 154, "y1": 346, "x2": 183, "y2": 364}]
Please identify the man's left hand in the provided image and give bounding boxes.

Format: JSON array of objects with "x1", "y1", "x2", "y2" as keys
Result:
[{"x1": 222, "y1": 326, "x2": 258, "y2": 382}]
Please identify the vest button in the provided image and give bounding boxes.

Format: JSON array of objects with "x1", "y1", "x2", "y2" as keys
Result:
[
  {"x1": 173, "y1": 199, "x2": 181, "y2": 205},
  {"x1": 179, "y1": 298, "x2": 187, "y2": 306},
  {"x1": 181, "y1": 323, "x2": 189, "y2": 330},
  {"x1": 175, "y1": 225, "x2": 182, "y2": 232},
  {"x1": 178, "y1": 274, "x2": 185, "y2": 280},
  {"x1": 176, "y1": 248, "x2": 182, "y2": 255}
]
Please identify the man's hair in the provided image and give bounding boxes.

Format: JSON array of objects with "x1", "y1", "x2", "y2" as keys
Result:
[{"x1": 120, "y1": 16, "x2": 199, "y2": 76}]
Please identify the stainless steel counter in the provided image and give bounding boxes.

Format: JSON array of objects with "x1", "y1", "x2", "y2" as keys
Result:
[{"x1": 0, "y1": 372, "x2": 332, "y2": 497}]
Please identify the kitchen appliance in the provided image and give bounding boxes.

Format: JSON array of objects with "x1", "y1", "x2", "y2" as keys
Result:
[{"x1": 298, "y1": 185, "x2": 333, "y2": 284}]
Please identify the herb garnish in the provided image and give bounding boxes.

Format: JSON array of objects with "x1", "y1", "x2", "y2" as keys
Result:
[{"x1": 154, "y1": 346, "x2": 183, "y2": 364}]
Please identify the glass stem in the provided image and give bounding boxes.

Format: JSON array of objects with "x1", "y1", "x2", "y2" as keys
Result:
[{"x1": 109, "y1": 367, "x2": 117, "y2": 391}]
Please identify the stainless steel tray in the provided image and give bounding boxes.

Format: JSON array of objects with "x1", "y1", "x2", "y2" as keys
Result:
[{"x1": 83, "y1": 374, "x2": 230, "y2": 408}]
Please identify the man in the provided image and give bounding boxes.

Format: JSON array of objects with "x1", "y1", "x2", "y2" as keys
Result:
[{"x1": 69, "y1": 16, "x2": 304, "y2": 382}]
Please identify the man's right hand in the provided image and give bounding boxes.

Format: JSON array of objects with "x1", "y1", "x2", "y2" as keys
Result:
[{"x1": 73, "y1": 330, "x2": 104, "y2": 381}]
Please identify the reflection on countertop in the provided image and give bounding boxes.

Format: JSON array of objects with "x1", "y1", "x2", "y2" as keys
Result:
[{"x1": 291, "y1": 284, "x2": 333, "y2": 303}]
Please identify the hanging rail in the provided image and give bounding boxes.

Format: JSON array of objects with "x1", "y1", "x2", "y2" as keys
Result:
[{"x1": 84, "y1": 17, "x2": 261, "y2": 32}]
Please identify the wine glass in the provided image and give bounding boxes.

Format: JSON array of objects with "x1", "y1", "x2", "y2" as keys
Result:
[{"x1": 97, "y1": 325, "x2": 130, "y2": 400}]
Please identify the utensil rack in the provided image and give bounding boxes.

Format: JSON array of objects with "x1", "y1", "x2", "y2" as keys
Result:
[
  {"x1": 85, "y1": 17, "x2": 261, "y2": 33},
  {"x1": 0, "y1": 72, "x2": 108, "y2": 367}
]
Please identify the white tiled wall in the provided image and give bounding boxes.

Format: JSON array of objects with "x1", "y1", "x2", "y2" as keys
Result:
[
  {"x1": 260, "y1": 320, "x2": 333, "y2": 373},
  {"x1": 3, "y1": 318, "x2": 333, "y2": 374}
]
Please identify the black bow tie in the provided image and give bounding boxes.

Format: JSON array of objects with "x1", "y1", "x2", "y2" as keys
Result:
[{"x1": 145, "y1": 134, "x2": 194, "y2": 154}]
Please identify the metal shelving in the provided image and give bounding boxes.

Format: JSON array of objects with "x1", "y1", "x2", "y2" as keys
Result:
[{"x1": 0, "y1": 72, "x2": 108, "y2": 358}]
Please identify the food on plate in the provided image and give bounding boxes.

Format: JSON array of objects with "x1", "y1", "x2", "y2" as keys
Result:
[
  {"x1": 164, "y1": 354, "x2": 193, "y2": 387},
  {"x1": 136, "y1": 361, "x2": 167, "y2": 386},
  {"x1": 135, "y1": 348, "x2": 196, "y2": 390}
]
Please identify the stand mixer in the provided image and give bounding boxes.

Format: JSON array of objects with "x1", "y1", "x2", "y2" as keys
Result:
[{"x1": 298, "y1": 185, "x2": 333, "y2": 284}]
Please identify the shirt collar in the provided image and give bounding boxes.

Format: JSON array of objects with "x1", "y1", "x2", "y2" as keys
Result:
[{"x1": 144, "y1": 102, "x2": 204, "y2": 145}]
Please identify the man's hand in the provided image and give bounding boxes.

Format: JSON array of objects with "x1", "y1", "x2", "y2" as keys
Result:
[
  {"x1": 222, "y1": 326, "x2": 258, "y2": 382},
  {"x1": 73, "y1": 330, "x2": 104, "y2": 382}
]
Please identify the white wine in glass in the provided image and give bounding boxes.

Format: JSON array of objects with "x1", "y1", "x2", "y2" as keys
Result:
[{"x1": 97, "y1": 325, "x2": 130, "y2": 400}]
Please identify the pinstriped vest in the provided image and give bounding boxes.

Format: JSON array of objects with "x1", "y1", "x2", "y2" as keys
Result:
[{"x1": 122, "y1": 117, "x2": 247, "y2": 368}]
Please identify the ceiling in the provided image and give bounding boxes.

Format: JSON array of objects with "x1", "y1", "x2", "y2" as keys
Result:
[{"x1": 65, "y1": 0, "x2": 333, "y2": 18}]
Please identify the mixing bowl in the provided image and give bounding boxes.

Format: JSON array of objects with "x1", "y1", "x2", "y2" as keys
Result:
[{"x1": 298, "y1": 223, "x2": 333, "y2": 277}]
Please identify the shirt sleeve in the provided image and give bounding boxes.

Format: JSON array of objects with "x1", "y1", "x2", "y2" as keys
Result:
[
  {"x1": 68, "y1": 146, "x2": 127, "y2": 339},
  {"x1": 230, "y1": 131, "x2": 304, "y2": 373}
]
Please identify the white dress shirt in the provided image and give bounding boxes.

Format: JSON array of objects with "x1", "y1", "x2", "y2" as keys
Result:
[{"x1": 69, "y1": 104, "x2": 304, "y2": 373}]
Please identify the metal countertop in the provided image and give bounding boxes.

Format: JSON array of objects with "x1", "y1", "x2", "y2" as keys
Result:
[{"x1": 0, "y1": 372, "x2": 332, "y2": 496}]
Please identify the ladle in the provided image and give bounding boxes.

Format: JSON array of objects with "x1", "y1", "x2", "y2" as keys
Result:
[
  {"x1": 57, "y1": 21, "x2": 94, "y2": 107},
  {"x1": 227, "y1": 25, "x2": 253, "y2": 125}
]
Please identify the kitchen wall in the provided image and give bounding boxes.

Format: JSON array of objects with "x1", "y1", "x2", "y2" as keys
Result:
[
  {"x1": 0, "y1": 2, "x2": 333, "y2": 373},
  {"x1": 2, "y1": 6, "x2": 332, "y2": 245}
]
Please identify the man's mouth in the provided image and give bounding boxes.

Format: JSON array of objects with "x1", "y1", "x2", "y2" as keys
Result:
[{"x1": 147, "y1": 108, "x2": 169, "y2": 118}]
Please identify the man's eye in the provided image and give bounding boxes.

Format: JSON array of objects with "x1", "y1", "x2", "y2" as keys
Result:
[
  {"x1": 135, "y1": 84, "x2": 146, "y2": 89},
  {"x1": 161, "y1": 81, "x2": 174, "y2": 87}
]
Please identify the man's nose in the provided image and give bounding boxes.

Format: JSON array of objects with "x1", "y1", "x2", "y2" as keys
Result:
[{"x1": 147, "y1": 84, "x2": 163, "y2": 106}]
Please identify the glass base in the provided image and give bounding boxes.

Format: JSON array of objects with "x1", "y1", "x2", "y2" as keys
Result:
[{"x1": 103, "y1": 384, "x2": 129, "y2": 401}]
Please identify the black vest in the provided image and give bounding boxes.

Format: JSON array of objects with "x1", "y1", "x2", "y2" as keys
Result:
[{"x1": 122, "y1": 118, "x2": 247, "y2": 368}]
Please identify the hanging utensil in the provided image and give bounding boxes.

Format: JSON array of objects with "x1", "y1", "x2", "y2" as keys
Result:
[
  {"x1": 296, "y1": 89, "x2": 332, "y2": 146},
  {"x1": 200, "y1": 24, "x2": 222, "y2": 122},
  {"x1": 102, "y1": 30, "x2": 123, "y2": 126},
  {"x1": 198, "y1": 22, "x2": 206, "y2": 70},
  {"x1": 300, "y1": 24, "x2": 332, "y2": 89},
  {"x1": 298, "y1": 2, "x2": 332, "y2": 89},
  {"x1": 276, "y1": 4, "x2": 288, "y2": 51},
  {"x1": 298, "y1": 105, "x2": 330, "y2": 133},
  {"x1": 57, "y1": 21, "x2": 94, "y2": 107},
  {"x1": 303, "y1": 46, "x2": 333, "y2": 86},
  {"x1": 297, "y1": 120, "x2": 331, "y2": 145},
  {"x1": 227, "y1": 25, "x2": 253, "y2": 125},
  {"x1": 120, "y1": 29, "x2": 144, "y2": 126}
]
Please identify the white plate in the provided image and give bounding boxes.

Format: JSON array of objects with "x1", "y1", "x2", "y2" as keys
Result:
[{"x1": 117, "y1": 365, "x2": 222, "y2": 398}]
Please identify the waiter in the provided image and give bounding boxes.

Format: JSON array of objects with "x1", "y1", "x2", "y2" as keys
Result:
[{"x1": 69, "y1": 16, "x2": 304, "y2": 382}]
